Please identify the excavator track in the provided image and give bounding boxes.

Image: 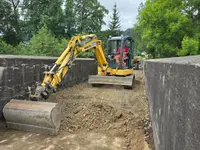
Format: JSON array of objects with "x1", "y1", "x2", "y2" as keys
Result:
[{"x1": 88, "y1": 74, "x2": 135, "y2": 89}]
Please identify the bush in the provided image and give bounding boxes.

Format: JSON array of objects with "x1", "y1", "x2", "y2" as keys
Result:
[
  {"x1": 77, "y1": 51, "x2": 95, "y2": 58},
  {"x1": 0, "y1": 27, "x2": 97, "y2": 58},
  {"x1": 178, "y1": 36, "x2": 199, "y2": 56},
  {"x1": 0, "y1": 40, "x2": 15, "y2": 54},
  {"x1": 15, "y1": 26, "x2": 68, "y2": 57}
]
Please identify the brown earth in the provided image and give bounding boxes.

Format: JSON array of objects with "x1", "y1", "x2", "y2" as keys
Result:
[{"x1": 0, "y1": 70, "x2": 154, "y2": 150}]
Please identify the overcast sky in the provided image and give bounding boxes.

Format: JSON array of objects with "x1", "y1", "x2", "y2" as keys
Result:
[{"x1": 99, "y1": 0, "x2": 146, "y2": 31}]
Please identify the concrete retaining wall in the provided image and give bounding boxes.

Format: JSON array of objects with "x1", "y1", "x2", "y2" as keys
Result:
[
  {"x1": 0, "y1": 55, "x2": 97, "y2": 119},
  {"x1": 144, "y1": 55, "x2": 200, "y2": 150}
]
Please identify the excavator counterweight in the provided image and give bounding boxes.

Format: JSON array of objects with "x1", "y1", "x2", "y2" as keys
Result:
[{"x1": 3, "y1": 34, "x2": 136, "y2": 135}]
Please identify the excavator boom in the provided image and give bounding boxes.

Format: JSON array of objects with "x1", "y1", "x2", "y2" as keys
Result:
[{"x1": 29, "y1": 34, "x2": 109, "y2": 101}]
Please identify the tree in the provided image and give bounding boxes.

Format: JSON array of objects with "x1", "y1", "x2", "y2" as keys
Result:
[
  {"x1": 134, "y1": 0, "x2": 195, "y2": 58},
  {"x1": 178, "y1": 36, "x2": 199, "y2": 56},
  {"x1": 9, "y1": 0, "x2": 21, "y2": 38},
  {"x1": 108, "y1": 3, "x2": 121, "y2": 36},
  {"x1": 96, "y1": 30, "x2": 112, "y2": 49},
  {"x1": 133, "y1": 2, "x2": 156, "y2": 57},
  {"x1": 65, "y1": 0, "x2": 76, "y2": 38},
  {"x1": 74, "y1": 0, "x2": 108, "y2": 34},
  {"x1": 132, "y1": 25, "x2": 146, "y2": 56},
  {"x1": 0, "y1": 0, "x2": 22, "y2": 45},
  {"x1": 22, "y1": 0, "x2": 65, "y2": 38},
  {"x1": 183, "y1": 0, "x2": 200, "y2": 27},
  {"x1": 0, "y1": 39, "x2": 15, "y2": 54},
  {"x1": 17, "y1": 26, "x2": 67, "y2": 56}
]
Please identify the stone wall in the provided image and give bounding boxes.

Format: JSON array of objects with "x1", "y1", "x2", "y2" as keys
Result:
[
  {"x1": 144, "y1": 55, "x2": 200, "y2": 150},
  {"x1": 0, "y1": 55, "x2": 97, "y2": 119}
]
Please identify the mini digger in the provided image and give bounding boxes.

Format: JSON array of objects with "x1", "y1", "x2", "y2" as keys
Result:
[{"x1": 3, "y1": 34, "x2": 136, "y2": 135}]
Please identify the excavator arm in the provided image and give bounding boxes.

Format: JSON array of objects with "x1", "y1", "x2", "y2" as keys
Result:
[{"x1": 30, "y1": 34, "x2": 108, "y2": 101}]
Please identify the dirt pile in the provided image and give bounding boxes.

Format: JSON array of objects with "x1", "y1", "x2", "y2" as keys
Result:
[
  {"x1": 47, "y1": 70, "x2": 154, "y2": 149},
  {"x1": 60, "y1": 100, "x2": 143, "y2": 138}
]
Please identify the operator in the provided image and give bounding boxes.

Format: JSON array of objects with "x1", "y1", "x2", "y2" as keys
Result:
[{"x1": 115, "y1": 44, "x2": 129, "y2": 67}]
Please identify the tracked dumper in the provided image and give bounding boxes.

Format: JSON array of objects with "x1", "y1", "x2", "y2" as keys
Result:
[{"x1": 3, "y1": 34, "x2": 136, "y2": 135}]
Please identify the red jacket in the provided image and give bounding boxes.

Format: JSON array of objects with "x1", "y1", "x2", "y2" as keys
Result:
[{"x1": 117, "y1": 46, "x2": 129, "y2": 53}]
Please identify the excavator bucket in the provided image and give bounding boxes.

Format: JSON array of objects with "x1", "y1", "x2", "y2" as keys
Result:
[
  {"x1": 3, "y1": 99, "x2": 62, "y2": 135},
  {"x1": 88, "y1": 74, "x2": 135, "y2": 88}
]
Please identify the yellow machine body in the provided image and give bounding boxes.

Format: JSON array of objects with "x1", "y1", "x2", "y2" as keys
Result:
[{"x1": 97, "y1": 66, "x2": 133, "y2": 76}]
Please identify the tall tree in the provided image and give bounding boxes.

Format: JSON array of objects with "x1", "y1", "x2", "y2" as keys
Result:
[
  {"x1": 108, "y1": 3, "x2": 121, "y2": 36},
  {"x1": 74, "y1": 0, "x2": 108, "y2": 34},
  {"x1": 65, "y1": 0, "x2": 76, "y2": 37},
  {"x1": 0, "y1": 0, "x2": 22, "y2": 45},
  {"x1": 132, "y1": 2, "x2": 149, "y2": 56},
  {"x1": 22, "y1": 0, "x2": 65, "y2": 38},
  {"x1": 134, "y1": 0, "x2": 196, "y2": 58}
]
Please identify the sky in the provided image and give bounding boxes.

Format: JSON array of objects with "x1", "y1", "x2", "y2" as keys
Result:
[{"x1": 99, "y1": 0, "x2": 146, "y2": 31}]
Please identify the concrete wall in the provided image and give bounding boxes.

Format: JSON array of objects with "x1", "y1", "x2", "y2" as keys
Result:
[
  {"x1": 144, "y1": 55, "x2": 200, "y2": 150},
  {"x1": 0, "y1": 55, "x2": 97, "y2": 119}
]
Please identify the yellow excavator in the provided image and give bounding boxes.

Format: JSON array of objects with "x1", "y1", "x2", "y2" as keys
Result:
[{"x1": 3, "y1": 34, "x2": 135, "y2": 135}]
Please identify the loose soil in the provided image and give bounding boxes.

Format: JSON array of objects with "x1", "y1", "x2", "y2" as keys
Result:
[{"x1": 0, "y1": 70, "x2": 154, "y2": 150}]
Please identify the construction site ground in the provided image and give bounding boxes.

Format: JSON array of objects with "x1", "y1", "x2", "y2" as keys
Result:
[{"x1": 0, "y1": 70, "x2": 154, "y2": 150}]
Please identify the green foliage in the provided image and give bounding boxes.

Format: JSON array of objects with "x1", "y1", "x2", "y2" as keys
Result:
[
  {"x1": 131, "y1": 26, "x2": 147, "y2": 55},
  {"x1": 178, "y1": 36, "x2": 199, "y2": 56},
  {"x1": 12, "y1": 26, "x2": 95, "y2": 58},
  {"x1": 16, "y1": 26, "x2": 68, "y2": 56},
  {"x1": 0, "y1": 0, "x2": 21, "y2": 45},
  {"x1": 77, "y1": 51, "x2": 94, "y2": 58},
  {"x1": 0, "y1": 40, "x2": 15, "y2": 54},
  {"x1": 134, "y1": 0, "x2": 200, "y2": 58},
  {"x1": 108, "y1": 3, "x2": 121, "y2": 36},
  {"x1": 22, "y1": 0, "x2": 65, "y2": 37},
  {"x1": 96, "y1": 30, "x2": 112, "y2": 49},
  {"x1": 65, "y1": 0, "x2": 76, "y2": 38},
  {"x1": 20, "y1": 0, "x2": 108, "y2": 39},
  {"x1": 0, "y1": 0, "x2": 109, "y2": 56},
  {"x1": 73, "y1": 0, "x2": 109, "y2": 34}
]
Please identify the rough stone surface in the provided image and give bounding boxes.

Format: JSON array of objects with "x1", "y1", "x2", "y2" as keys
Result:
[
  {"x1": 0, "y1": 55, "x2": 97, "y2": 120},
  {"x1": 143, "y1": 55, "x2": 200, "y2": 150}
]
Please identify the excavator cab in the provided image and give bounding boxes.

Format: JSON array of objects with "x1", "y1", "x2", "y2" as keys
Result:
[
  {"x1": 89, "y1": 35, "x2": 135, "y2": 88},
  {"x1": 106, "y1": 35, "x2": 134, "y2": 70}
]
